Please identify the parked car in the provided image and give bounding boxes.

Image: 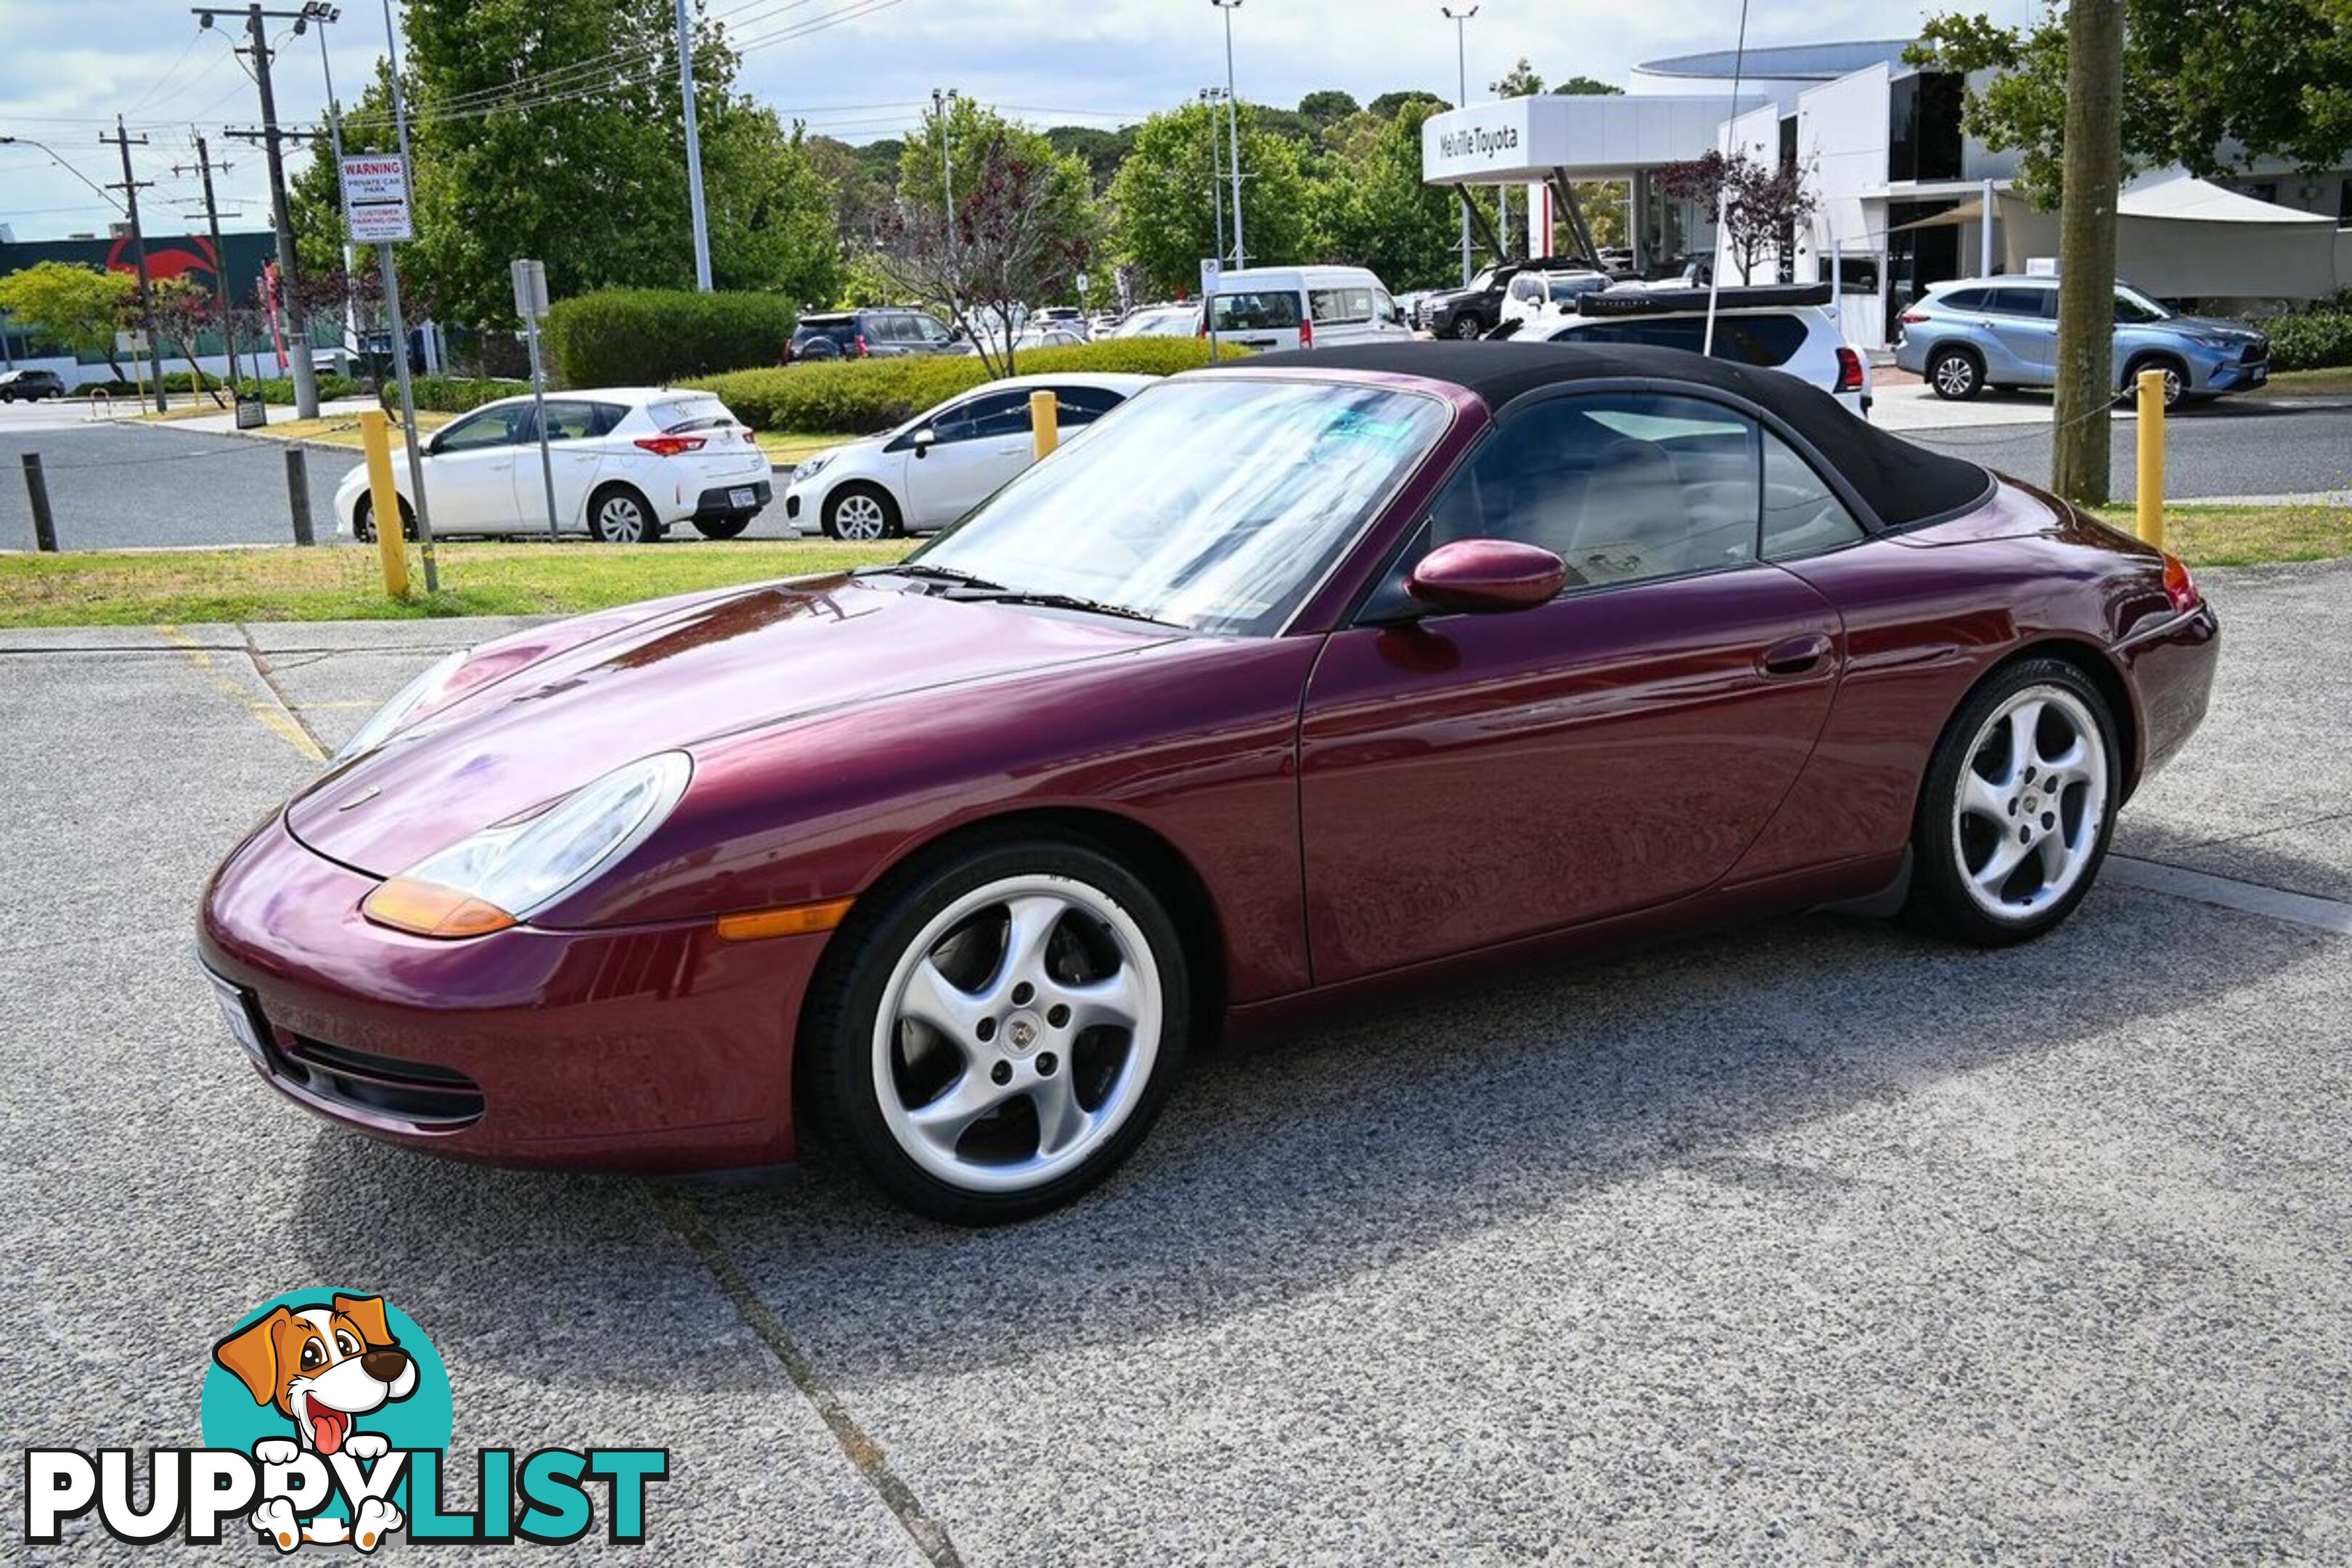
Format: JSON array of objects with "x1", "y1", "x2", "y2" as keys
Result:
[
  {"x1": 1110, "y1": 304, "x2": 1200, "y2": 338},
  {"x1": 1893, "y1": 276, "x2": 2270, "y2": 407},
  {"x1": 1032, "y1": 306, "x2": 1090, "y2": 338},
  {"x1": 334, "y1": 388, "x2": 772, "y2": 544},
  {"x1": 783, "y1": 372, "x2": 1155, "y2": 539},
  {"x1": 1205, "y1": 265, "x2": 1411, "y2": 351},
  {"x1": 1536, "y1": 284, "x2": 1872, "y2": 418},
  {"x1": 203, "y1": 340, "x2": 2216, "y2": 1223},
  {"x1": 0, "y1": 369, "x2": 68, "y2": 402},
  {"x1": 1416, "y1": 256, "x2": 1594, "y2": 338},
  {"x1": 787, "y1": 308, "x2": 966, "y2": 363},
  {"x1": 1009, "y1": 324, "x2": 1087, "y2": 353},
  {"x1": 1498, "y1": 269, "x2": 1614, "y2": 331}
]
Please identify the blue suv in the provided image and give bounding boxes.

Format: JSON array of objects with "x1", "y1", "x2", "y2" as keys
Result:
[{"x1": 1894, "y1": 276, "x2": 2270, "y2": 407}]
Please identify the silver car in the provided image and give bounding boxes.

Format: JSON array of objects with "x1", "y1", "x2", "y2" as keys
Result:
[{"x1": 1894, "y1": 277, "x2": 2270, "y2": 407}]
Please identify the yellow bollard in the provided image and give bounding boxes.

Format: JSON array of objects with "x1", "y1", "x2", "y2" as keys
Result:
[
  {"x1": 359, "y1": 409, "x2": 409, "y2": 597},
  {"x1": 2135, "y1": 368, "x2": 2167, "y2": 549},
  {"x1": 1029, "y1": 389, "x2": 1059, "y2": 461}
]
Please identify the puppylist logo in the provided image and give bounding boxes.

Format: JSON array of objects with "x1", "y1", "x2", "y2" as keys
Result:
[{"x1": 25, "y1": 1289, "x2": 666, "y2": 1552}]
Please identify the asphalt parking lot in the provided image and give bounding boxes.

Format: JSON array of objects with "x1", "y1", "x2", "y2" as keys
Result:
[{"x1": 3, "y1": 562, "x2": 2348, "y2": 1563}]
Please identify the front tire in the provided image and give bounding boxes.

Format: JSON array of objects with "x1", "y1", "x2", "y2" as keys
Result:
[
  {"x1": 2122, "y1": 356, "x2": 2186, "y2": 410},
  {"x1": 589, "y1": 484, "x2": 659, "y2": 544},
  {"x1": 1928, "y1": 345, "x2": 1984, "y2": 401},
  {"x1": 1904, "y1": 658, "x2": 2119, "y2": 945},
  {"x1": 823, "y1": 483, "x2": 899, "y2": 542},
  {"x1": 805, "y1": 837, "x2": 1191, "y2": 1225}
]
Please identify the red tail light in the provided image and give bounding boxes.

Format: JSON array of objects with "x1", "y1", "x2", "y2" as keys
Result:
[
  {"x1": 1298, "y1": 315, "x2": 1314, "y2": 349},
  {"x1": 1898, "y1": 310, "x2": 1929, "y2": 325},
  {"x1": 2161, "y1": 550, "x2": 2200, "y2": 614},
  {"x1": 854, "y1": 334, "x2": 870, "y2": 358},
  {"x1": 1834, "y1": 346, "x2": 1864, "y2": 392},
  {"x1": 634, "y1": 435, "x2": 707, "y2": 457}
]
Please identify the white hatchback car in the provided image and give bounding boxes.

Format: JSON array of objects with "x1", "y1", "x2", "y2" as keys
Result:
[
  {"x1": 784, "y1": 372, "x2": 1156, "y2": 539},
  {"x1": 1498, "y1": 269, "x2": 1612, "y2": 331},
  {"x1": 1537, "y1": 285, "x2": 1873, "y2": 419},
  {"x1": 335, "y1": 388, "x2": 774, "y2": 543}
]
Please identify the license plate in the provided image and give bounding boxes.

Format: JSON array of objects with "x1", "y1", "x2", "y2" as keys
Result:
[
  {"x1": 728, "y1": 487, "x2": 756, "y2": 508},
  {"x1": 205, "y1": 971, "x2": 269, "y2": 1068}
]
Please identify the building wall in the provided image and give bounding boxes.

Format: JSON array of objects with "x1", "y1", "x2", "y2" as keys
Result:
[{"x1": 1794, "y1": 62, "x2": 1892, "y2": 348}]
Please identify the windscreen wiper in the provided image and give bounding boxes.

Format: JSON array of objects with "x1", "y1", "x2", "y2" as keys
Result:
[
  {"x1": 849, "y1": 562, "x2": 1005, "y2": 591},
  {"x1": 960, "y1": 590, "x2": 1180, "y2": 629}
]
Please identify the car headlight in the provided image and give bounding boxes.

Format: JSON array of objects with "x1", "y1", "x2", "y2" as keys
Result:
[
  {"x1": 793, "y1": 451, "x2": 835, "y2": 481},
  {"x1": 362, "y1": 752, "x2": 693, "y2": 938},
  {"x1": 2184, "y1": 333, "x2": 2237, "y2": 351},
  {"x1": 331, "y1": 649, "x2": 470, "y2": 766}
]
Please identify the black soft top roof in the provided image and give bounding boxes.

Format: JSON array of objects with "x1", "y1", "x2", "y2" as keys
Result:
[{"x1": 1243, "y1": 340, "x2": 1993, "y2": 528}]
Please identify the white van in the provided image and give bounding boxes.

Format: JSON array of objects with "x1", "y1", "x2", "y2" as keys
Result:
[{"x1": 1204, "y1": 265, "x2": 1412, "y2": 352}]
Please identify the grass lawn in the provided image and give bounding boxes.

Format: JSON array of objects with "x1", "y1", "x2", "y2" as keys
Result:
[
  {"x1": 753, "y1": 430, "x2": 859, "y2": 467},
  {"x1": 0, "y1": 539, "x2": 910, "y2": 627},
  {"x1": 2095, "y1": 502, "x2": 2352, "y2": 567},
  {"x1": 2248, "y1": 367, "x2": 2352, "y2": 398}
]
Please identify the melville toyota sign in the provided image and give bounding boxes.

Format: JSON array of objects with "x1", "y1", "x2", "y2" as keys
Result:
[
  {"x1": 1419, "y1": 95, "x2": 1540, "y2": 183},
  {"x1": 339, "y1": 154, "x2": 413, "y2": 244}
]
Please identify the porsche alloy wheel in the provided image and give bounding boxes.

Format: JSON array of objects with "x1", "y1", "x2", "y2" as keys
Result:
[
  {"x1": 1910, "y1": 660, "x2": 2118, "y2": 944},
  {"x1": 811, "y1": 840, "x2": 1188, "y2": 1223}
]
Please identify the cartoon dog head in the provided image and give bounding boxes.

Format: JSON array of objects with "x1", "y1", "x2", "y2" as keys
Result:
[{"x1": 212, "y1": 1295, "x2": 417, "y2": 1457}]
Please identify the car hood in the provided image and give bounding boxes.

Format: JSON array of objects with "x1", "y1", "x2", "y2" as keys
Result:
[
  {"x1": 2166, "y1": 314, "x2": 2264, "y2": 342},
  {"x1": 285, "y1": 577, "x2": 1173, "y2": 875}
]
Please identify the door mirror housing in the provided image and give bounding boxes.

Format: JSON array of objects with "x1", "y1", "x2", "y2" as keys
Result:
[
  {"x1": 1406, "y1": 538, "x2": 1567, "y2": 614},
  {"x1": 912, "y1": 428, "x2": 936, "y2": 460}
]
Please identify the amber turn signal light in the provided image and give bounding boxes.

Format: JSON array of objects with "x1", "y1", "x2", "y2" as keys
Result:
[
  {"x1": 714, "y1": 897, "x2": 854, "y2": 942},
  {"x1": 362, "y1": 877, "x2": 518, "y2": 939}
]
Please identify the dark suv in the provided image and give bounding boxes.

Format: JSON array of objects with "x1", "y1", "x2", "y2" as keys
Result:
[
  {"x1": 1416, "y1": 256, "x2": 1595, "y2": 339},
  {"x1": 0, "y1": 369, "x2": 68, "y2": 402},
  {"x1": 787, "y1": 309, "x2": 969, "y2": 363}
]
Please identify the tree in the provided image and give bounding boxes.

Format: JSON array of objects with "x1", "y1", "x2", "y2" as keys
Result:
[
  {"x1": 1297, "y1": 90, "x2": 1360, "y2": 130},
  {"x1": 1657, "y1": 151, "x2": 1819, "y2": 282},
  {"x1": 878, "y1": 133, "x2": 1088, "y2": 377},
  {"x1": 1106, "y1": 102, "x2": 1312, "y2": 295},
  {"x1": 0, "y1": 262, "x2": 135, "y2": 377},
  {"x1": 897, "y1": 97, "x2": 1096, "y2": 290},
  {"x1": 2051, "y1": 0, "x2": 2126, "y2": 505},
  {"x1": 1552, "y1": 75, "x2": 1623, "y2": 97},
  {"x1": 1909, "y1": 0, "x2": 2352, "y2": 207},
  {"x1": 1368, "y1": 89, "x2": 1447, "y2": 119},
  {"x1": 1307, "y1": 97, "x2": 1460, "y2": 289},
  {"x1": 150, "y1": 278, "x2": 224, "y2": 400},
  {"x1": 1490, "y1": 58, "x2": 1545, "y2": 97},
  {"x1": 699, "y1": 109, "x2": 842, "y2": 303},
  {"x1": 1043, "y1": 124, "x2": 1137, "y2": 192}
]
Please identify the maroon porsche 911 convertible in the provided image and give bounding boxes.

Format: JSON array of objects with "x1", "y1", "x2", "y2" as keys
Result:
[{"x1": 200, "y1": 342, "x2": 2217, "y2": 1222}]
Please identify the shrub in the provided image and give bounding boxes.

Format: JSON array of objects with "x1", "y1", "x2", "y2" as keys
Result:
[
  {"x1": 2252, "y1": 305, "x2": 2352, "y2": 372},
  {"x1": 691, "y1": 338, "x2": 1242, "y2": 433},
  {"x1": 379, "y1": 375, "x2": 526, "y2": 415},
  {"x1": 542, "y1": 288, "x2": 798, "y2": 388}
]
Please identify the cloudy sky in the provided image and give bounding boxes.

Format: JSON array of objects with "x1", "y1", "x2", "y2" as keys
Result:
[{"x1": 0, "y1": 0, "x2": 2041, "y2": 242}]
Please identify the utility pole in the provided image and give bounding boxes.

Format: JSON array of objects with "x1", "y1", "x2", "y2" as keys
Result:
[
  {"x1": 101, "y1": 116, "x2": 170, "y2": 412},
  {"x1": 304, "y1": 3, "x2": 359, "y2": 365},
  {"x1": 932, "y1": 87, "x2": 960, "y2": 324},
  {"x1": 174, "y1": 136, "x2": 242, "y2": 390},
  {"x1": 676, "y1": 0, "x2": 712, "y2": 290},
  {"x1": 2050, "y1": 0, "x2": 2124, "y2": 505},
  {"x1": 1445, "y1": 5, "x2": 1478, "y2": 285},
  {"x1": 1212, "y1": 0, "x2": 1245, "y2": 266},
  {"x1": 1200, "y1": 89, "x2": 1225, "y2": 277},
  {"x1": 211, "y1": 3, "x2": 320, "y2": 417}
]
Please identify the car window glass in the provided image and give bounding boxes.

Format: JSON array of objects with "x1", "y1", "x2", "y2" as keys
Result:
[
  {"x1": 1374, "y1": 289, "x2": 1401, "y2": 324},
  {"x1": 650, "y1": 396, "x2": 731, "y2": 433},
  {"x1": 1989, "y1": 287, "x2": 2051, "y2": 317},
  {"x1": 932, "y1": 391, "x2": 1030, "y2": 443},
  {"x1": 1426, "y1": 393, "x2": 1760, "y2": 590},
  {"x1": 914, "y1": 314, "x2": 952, "y2": 343},
  {"x1": 539, "y1": 401, "x2": 603, "y2": 441},
  {"x1": 1053, "y1": 386, "x2": 1125, "y2": 425},
  {"x1": 2113, "y1": 290, "x2": 2166, "y2": 324},
  {"x1": 1211, "y1": 291, "x2": 1304, "y2": 330},
  {"x1": 1939, "y1": 287, "x2": 1988, "y2": 311},
  {"x1": 1760, "y1": 431, "x2": 1865, "y2": 559},
  {"x1": 434, "y1": 405, "x2": 527, "y2": 452}
]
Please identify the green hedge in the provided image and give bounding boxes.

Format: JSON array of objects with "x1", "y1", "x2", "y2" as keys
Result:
[
  {"x1": 542, "y1": 288, "x2": 798, "y2": 388},
  {"x1": 692, "y1": 338, "x2": 1243, "y2": 433},
  {"x1": 378, "y1": 375, "x2": 526, "y2": 415},
  {"x1": 80, "y1": 372, "x2": 360, "y2": 404},
  {"x1": 2253, "y1": 306, "x2": 2352, "y2": 372}
]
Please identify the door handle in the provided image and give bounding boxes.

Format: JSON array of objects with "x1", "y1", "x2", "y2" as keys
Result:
[{"x1": 1760, "y1": 633, "x2": 1834, "y2": 676}]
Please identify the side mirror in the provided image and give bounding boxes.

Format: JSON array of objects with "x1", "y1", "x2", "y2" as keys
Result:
[
  {"x1": 1406, "y1": 538, "x2": 1566, "y2": 614},
  {"x1": 912, "y1": 428, "x2": 936, "y2": 460}
]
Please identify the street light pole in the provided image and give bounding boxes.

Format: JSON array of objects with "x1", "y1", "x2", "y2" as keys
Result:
[
  {"x1": 1212, "y1": 0, "x2": 1244, "y2": 267},
  {"x1": 1200, "y1": 89, "x2": 1225, "y2": 279},
  {"x1": 1444, "y1": 4, "x2": 1479, "y2": 286},
  {"x1": 303, "y1": 4, "x2": 358, "y2": 367},
  {"x1": 676, "y1": 0, "x2": 712, "y2": 290}
]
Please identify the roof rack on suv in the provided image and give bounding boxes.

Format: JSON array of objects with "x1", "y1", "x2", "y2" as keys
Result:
[{"x1": 1577, "y1": 282, "x2": 1833, "y2": 317}]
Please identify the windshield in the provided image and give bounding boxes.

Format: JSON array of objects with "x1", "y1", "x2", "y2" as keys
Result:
[
  {"x1": 2115, "y1": 283, "x2": 2171, "y2": 323},
  {"x1": 902, "y1": 378, "x2": 1450, "y2": 635}
]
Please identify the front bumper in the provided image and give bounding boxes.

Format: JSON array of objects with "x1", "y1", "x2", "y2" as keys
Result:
[{"x1": 197, "y1": 814, "x2": 824, "y2": 1171}]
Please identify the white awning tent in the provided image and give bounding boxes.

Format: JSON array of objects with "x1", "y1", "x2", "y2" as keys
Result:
[{"x1": 1890, "y1": 172, "x2": 2342, "y2": 298}]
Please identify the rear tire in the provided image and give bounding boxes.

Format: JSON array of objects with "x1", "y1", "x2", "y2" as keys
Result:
[
  {"x1": 804, "y1": 836, "x2": 1191, "y2": 1225},
  {"x1": 1928, "y1": 346, "x2": 1984, "y2": 401},
  {"x1": 692, "y1": 514, "x2": 753, "y2": 540},
  {"x1": 589, "y1": 484, "x2": 659, "y2": 544},
  {"x1": 1450, "y1": 315, "x2": 1484, "y2": 340},
  {"x1": 1903, "y1": 657, "x2": 2120, "y2": 946}
]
